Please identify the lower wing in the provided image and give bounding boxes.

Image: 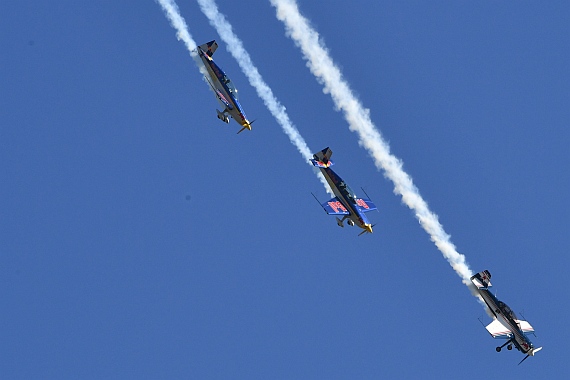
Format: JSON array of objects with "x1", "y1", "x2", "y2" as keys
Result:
[
  {"x1": 322, "y1": 197, "x2": 350, "y2": 215},
  {"x1": 486, "y1": 319, "x2": 512, "y2": 339}
]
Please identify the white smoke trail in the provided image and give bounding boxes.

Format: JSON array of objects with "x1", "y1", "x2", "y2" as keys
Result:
[
  {"x1": 156, "y1": 0, "x2": 197, "y2": 53},
  {"x1": 196, "y1": 0, "x2": 331, "y2": 193},
  {"x1": 271, "y1": 0, "x2": 475, "y2": 288}
]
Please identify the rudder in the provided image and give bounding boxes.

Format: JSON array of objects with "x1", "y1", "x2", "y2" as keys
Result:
[
  {"x1": 311, "y1": 147, "x2": 334, "y2": 167},
  {"x1": 198, "y1": 40, "x2": 218, "y2": 57},
  {"x1": 470, "y1": 270, "x2": 492, "y2": 289}
]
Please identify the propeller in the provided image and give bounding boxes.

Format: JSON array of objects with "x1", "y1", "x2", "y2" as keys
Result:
[
  {"x1": 518, "y1": 354, "x2": 531, "y2": 365},
  {"x1": 358, "y1": 223, "x2": 376, "y2": 236},
  {"x1": 236, "y1": 119, "x2": 255, "y2": 134},
  {"x1": 518, "y1": 347, "x2": 542, "y2": 365}
]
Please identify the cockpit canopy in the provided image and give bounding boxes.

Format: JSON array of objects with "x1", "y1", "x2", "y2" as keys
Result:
[
  {"x1": 498, "y1": 301, "x2": 517, "y2": 320},
  {"x1": 338, "y1": 180, "x2": 357, "y2": 200},
  {"x1": 328, "y1": 169, "x2": 357, "y2": 200},
  {"x1": 223, "y1": 76, "x2": 239, "y2": 99}
]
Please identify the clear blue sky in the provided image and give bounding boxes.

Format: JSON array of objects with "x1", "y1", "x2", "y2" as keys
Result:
[{"x1": 2, "y1": 1, "x2": 569, "y2": 378}]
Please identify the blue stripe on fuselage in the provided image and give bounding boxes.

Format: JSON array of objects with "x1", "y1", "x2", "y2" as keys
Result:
[{"x1": 200, "y1": 51, "x2": 247, "y2": 119}]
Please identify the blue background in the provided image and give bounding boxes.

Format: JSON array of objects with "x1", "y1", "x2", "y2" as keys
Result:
[{"x1": 2, "y1": 1, "x2": 568, "y2": 378}]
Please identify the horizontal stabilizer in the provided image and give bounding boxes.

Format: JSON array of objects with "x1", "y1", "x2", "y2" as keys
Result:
[
  {"x1": 356, "y1": 198, "x2": 377, "y2": 212},
  {"x1": 322, "y1": 197, "x2": 350, "y2": 215},
  {"x1": 198, "y1": 40, "x2": 218, "y2": 57},
  {"x1": 485, "y1": 319, "x2": 511, "y2": 339},
  {"x1": 311, "y1": 158, "x2": 334, "y2": 168},
  {"x1": 311, "y1": 147, "x2": 334, "y2": 167},
  {"x1": 471, "y1": 270, "x2": 492, "y2": 289}
]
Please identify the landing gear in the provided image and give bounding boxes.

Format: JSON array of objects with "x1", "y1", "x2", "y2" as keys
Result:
[
  {"x1": 496, "y1": 340, "x2": 512, "y2": 353},
  {"x1": 336, "y1": 215, "x2": 353, "y2": 228},
  {"x1": 216, "y1": 110, "x2": 230, "y2": 124}
]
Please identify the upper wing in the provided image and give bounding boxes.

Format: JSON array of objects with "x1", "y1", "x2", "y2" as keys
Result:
[
  {"x1": 355, "y1": 198, "x2": 377, "y2": 212},
  {"x1": 516, "y1": 320, "x2": 535, "y2": 335},
  {"x1": 322, "y1": 197, "x2": 350, "y2": 215},
  {"x1": 485, "y1": 319, "x2": 512, "y2": 339}
]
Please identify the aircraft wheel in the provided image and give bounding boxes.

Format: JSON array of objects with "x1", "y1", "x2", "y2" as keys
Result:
[
  {"x1": 496, "y1": 347, "x2": 501, "y2": 352},
  {"x1": 507, "y1": 345, "x2": 513, "y2": 351}
]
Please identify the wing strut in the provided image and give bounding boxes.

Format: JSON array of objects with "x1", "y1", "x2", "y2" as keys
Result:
[
  {"x1": 311, "y1": 192, "x2": 328, "y2": 214},
  {"x1": 361, "y1": 187, "x2": 379, "y2": 212}
]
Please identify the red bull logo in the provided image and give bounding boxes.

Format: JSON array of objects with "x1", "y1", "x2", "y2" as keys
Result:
[
  {"x1": 356, "y1": 199, "x2": 369, "y2": 209},
  {"x1": 328, "y1": 201, "x2": 347, "y2": 213}
]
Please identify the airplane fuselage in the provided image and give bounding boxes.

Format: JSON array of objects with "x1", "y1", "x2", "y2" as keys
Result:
[
  {"x1": 197, "y1": 48, "x2": 251, "y2": 129},
  {"x1": 319, "y1": 166, "x2": 372, "y2": 233},
  {"x1": 477, "y1": 288, "x2": 535, "y2": 354}
]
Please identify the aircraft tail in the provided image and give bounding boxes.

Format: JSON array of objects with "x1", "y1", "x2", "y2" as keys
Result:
[
  {"x1": 470, "y1": 270, "x2": 492, "y2": 289},
  {"x1": 198, "y1": 40, "x2": 218, "y2": 57},
  {"x1": 310, "y1": 147, "x2": 334, "y2": 168}
]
